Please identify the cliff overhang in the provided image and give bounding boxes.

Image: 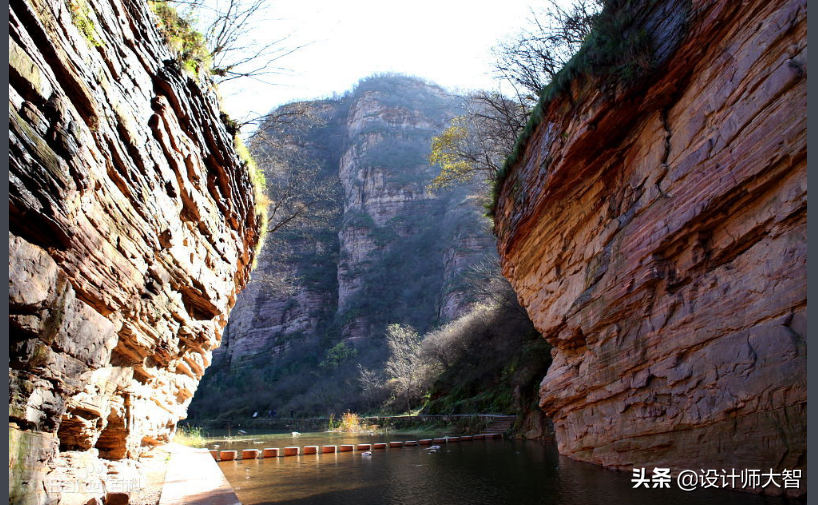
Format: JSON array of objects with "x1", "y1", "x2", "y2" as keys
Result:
[
  {"x1": 9, "y1": 0, "x2": 261, "y2": 503},
  {"x1": 493, "y1": 0, "x2": 806, "y2": 497}
]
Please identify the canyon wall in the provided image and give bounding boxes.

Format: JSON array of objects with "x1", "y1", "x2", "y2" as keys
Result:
[
  {"x1": 217, "y1": 100, "x2": 346, "y2": 368},
  {"x1": 9, "y1": 0, "x2": 261, "y2": 503},
  {"x1": 192, "y1": 76, "x2": 499, "y2": 417},
  {"x1": 335, "y1": 77, "x2": 475, "y2": 339},
  {"x1": 493, "y1": 0, "x2": 806, "y2": 497}
]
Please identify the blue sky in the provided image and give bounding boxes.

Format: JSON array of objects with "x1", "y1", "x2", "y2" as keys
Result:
[{"x1": 212, "y1": 0, "x2": 550, "y2": 125}]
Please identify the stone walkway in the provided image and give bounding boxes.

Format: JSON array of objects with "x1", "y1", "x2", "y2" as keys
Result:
[{"x1": 159, "y1": 443, "x2": 241, "y2": 505}]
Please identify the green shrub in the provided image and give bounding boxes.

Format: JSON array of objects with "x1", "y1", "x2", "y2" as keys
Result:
[
  {"x1": 319, "y1": 342, "x2": 358, "y2": 371},
  {"x1": 68, "y1": 0, "x2": 103, "y2": 47},
  {"x1": 148, "y1": 1, "x2": 211, "y2": 78}
]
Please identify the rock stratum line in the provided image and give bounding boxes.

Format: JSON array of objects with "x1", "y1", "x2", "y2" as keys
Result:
[
  {"x1": 493, "y1": 0, "x2": 806, "y2": 497},
  {"x1": 9, "y1": 0, "x2": 260, "y2": 503}
]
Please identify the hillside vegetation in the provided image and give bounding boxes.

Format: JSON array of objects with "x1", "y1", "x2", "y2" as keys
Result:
[{"x1": 187, "y1": 75, "x2": 548, "y2": 426}]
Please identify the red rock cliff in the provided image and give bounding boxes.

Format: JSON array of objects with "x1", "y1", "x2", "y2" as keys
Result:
[
  {"x1": 493, "y1": 0, "x2": 806, "y2": 496},
  {"x1": 9, "y1": 0, "x2": 261, "y2": 502}
]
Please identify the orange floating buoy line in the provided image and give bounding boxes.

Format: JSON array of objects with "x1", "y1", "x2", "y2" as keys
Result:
[{"x1": 211, "y1": 433, "x2": 503, "y2": 461}]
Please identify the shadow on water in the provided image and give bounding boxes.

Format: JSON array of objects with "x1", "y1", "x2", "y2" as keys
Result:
[{"x1": 215, "y1": 437, "x2": 803, "y2": 505}]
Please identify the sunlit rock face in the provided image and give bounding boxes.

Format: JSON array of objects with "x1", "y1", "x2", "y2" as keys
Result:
[
  {"x1": 493, "y1": 0, "x2": 806, "y2": 497},
  {"x1": 9, "y1": 0, "x2": 260, "y2": 502}
]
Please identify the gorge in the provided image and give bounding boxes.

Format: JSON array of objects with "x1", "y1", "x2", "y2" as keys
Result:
[{"x1": 188, "y1": 74, "x2": 517, "y2": 420}]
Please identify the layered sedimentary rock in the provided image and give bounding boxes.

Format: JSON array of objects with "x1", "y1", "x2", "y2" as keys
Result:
[
  {"x1": 9, "y1": 0, "x2": 260, "y2": 503},
  {"x1": 493, "y1": 0, "x2": 806, "y2": 496}
]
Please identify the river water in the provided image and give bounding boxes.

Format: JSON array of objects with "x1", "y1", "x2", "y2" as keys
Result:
[{"x1": 204, "y1": 431, "x2": 800, "y2": 505}]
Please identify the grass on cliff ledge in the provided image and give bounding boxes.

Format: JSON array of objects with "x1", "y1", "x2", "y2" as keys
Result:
[
  {"x1": 147, "y1": 2, "x2": 269, "y2": 258},
  {"x1": 488, "y1": 0, "x2": 659, "y2": 217},
  {"x1": 68, "y1": 0, "x2": 103, "y2": 47},
  {"x1": 235, "y1": 136, "x2": 270, "y2": 264},
  {"x1": 148, "y1": 1, "x2": 211, "y2": 78}
]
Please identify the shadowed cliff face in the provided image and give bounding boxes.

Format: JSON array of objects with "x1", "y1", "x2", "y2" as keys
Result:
[
  {"x1": 335, "y1": 78, "x2": 489, "y2": 339},
  {"x1": 493, "y1": 0, "x2": 806, "y2": 497},
  {"x1": 191, "y1": 76, "x2": 499, "y2": 417},
  {"x1": 9, "y1": 0, "x2": 260, "y2": 503}
]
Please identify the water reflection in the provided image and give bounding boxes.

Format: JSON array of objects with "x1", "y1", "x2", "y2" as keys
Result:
[{"x1": 207, "y1": 433, "x2": 802, "y2": 505}]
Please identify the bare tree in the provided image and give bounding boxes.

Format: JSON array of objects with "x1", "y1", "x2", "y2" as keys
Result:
[
  {"x1": 384, "y1": 324, "x2": 429, "y2": 412},
  {"x1": 242, "y1": 101, "x2": 323, "y2": 131},
  {"x1": 162, "y1": 0, "x2": 305, "y2": 85},
  {"x1": 428, "y1": 0, "x2": 601, "y2": 190},
  {"x1": 243, "y1": 129, "x2": 340, "y2": 293},
  {"x1": 357, "y1": 364, "x2": 386, "y2": 410},
  {"x1": 493, "y1": 0, "x2": 602, "y2": 106},
  {"x1": 461, "y1": 258, "x2": 529, "y2": 318},
  {"x1": 259, "y1": 147, "x2": 338, "y2": 234},
  {"x1": 428, "y1": 92, "x2": 526, "y2": 189},
  {"x1": 248, "y1": 102, "x2": 339, "y2": 229},
  {"x1": 420, "y1": 304, "x2": 495, "y2": 370},
  {"x1": 243, "y1": 103, "x2": 342, "y2": 293},
  {"x1": 204, "y1": 0, "x2": 301, "y2": 83},
  {"x1": 248, "y1": 235, "x2": 300, "y2": 295}
]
